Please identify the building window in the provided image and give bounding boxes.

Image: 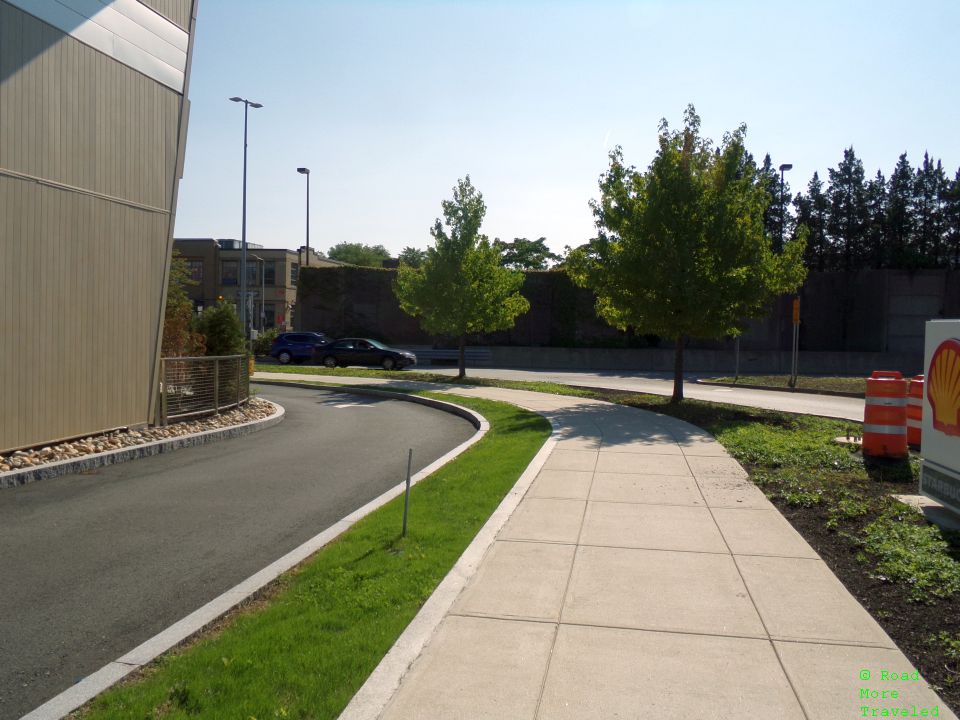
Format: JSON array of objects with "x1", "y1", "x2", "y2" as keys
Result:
[
  {"x1": 263, "y1": 261, "x2": 276, "y2": 286},
  {"x1": 221, "y1": 260, "x2": 238, "y2": 285},
  {"x1": 291, "y1": 263, "x2": 299, "y2": 286},
  {"x1": 246, "y1": 263, "x2": 258, "y2": 286},
  {"x1": 187, "y1": 259, "x2": 203, "y2": 282},
  {"x1": 264, "y1": 303, "x2": 276, "y2": 329}
]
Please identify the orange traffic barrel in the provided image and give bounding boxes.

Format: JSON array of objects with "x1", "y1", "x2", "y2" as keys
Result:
[
  {"x1": 907, "y1": 375, "x2": 924, "y2": 448},
  {"x1": 863, "y1": 370, "x2": 908, "y2": 458}
]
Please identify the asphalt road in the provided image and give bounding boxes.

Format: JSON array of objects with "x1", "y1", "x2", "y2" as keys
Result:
[
  {"x1": 418, "y1": 367, "x2": 865, "y2": 421},
  {"x1": 0, "y1": 385, "x2": 476, "y2": 720}
]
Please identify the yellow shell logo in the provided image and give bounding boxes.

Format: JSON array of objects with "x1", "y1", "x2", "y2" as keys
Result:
[{"x1": 927, "y1": 338, "x2": 960, "y2": 437}]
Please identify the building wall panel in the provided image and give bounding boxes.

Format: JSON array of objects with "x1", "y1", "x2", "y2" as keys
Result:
[
  {"x1": 138, "y1": 0, "x2": 192, "y2": 31},
  {"x1": 0, "y1": 177, "x2": 169, "y2": 449},
  {"x1": 0, "y1": 0, "x2": 195, "y2": 453},
  {"x1": 0, "y1": 1, "x2": 179, "y2": 211}
]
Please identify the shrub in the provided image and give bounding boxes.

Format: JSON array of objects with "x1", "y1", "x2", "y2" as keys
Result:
[
  {"x1": 197, "y1": 301, "x2": 245, "y2": 357},
  {"x1": 252, "y1": 327, "x2": 281, "y2": 356}
]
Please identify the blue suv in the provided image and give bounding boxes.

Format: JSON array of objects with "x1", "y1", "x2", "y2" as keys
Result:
[{"x1": 269, "y1": 332, "x2": 330, "y2": 364}]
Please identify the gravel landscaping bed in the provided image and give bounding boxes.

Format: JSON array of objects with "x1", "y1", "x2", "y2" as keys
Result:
[{"x1": 0, "y1": 399, "x2": 276, "y2": 475}]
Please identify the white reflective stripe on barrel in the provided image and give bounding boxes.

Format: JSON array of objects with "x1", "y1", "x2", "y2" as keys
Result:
[
  {"x1": 863, "y1": 424, "x2": 908, "y2": 435},
  {"x1": 907, "y1": 419, "x2": 922, "y2": 428},
  {"x1": 865, "y1": 396, "x2": 907, "y2": 406},
  {"x1": 907, "y1": 398, "x2": 923, "y2": 406}
]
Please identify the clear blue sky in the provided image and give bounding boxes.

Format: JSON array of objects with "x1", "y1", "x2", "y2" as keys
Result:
[{"x1": 172, "y1": 0, "x2": 960, "y2": 258}]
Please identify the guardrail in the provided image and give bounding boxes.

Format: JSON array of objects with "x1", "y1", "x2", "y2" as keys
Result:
[{"x1": 157, "y1": 355, "x2": 249, "y2": 425}]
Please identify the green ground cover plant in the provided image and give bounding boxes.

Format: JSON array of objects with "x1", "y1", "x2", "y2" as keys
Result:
[
  {"x1": 76, "y1": 394, "x2": 550, "y2": 720},
  {"x1": 705, "y1": 374, "x2": 866, "y2": 395}
]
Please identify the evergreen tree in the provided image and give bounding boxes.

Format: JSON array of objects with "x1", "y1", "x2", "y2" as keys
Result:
[
  {"x1": 912, "y1": 152, "x2": 948, "y2": 266},
  {"x1": 827, "y1": 147, "x2": 868, "y2": 271},
  {"x1": 864, "y1": 170, "x2": 888, "y2": 268},
  {"x1": 804, "y1": 172, "x2": 830, "y2": 271},
  {"x1": 944, "y1": 169, "x2": 960, "y2": 268},
  {"x1": 759, "y1": 154, "x2": 781, "y2": 247},
  {"x1": 793, "y1": 190, "x2": 814, "y2": 268},
  {"x1": 887, "y1": 153, "x2": 915, "y2": 267},
  {"x1": 197, "y1": 301, "x2": 245, "y2": 356}
]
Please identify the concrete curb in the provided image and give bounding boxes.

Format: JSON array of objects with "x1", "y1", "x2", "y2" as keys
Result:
[
  {"x1": 337, "y1": 416, "x2": 559, "y2": 720},
  {"x1": 695, "y1": 378, "x2": 865, "y2": 399},
  {"x1": 253, "y1": 379, "x2": 482, "y2": 428},
  {"x1": 0, "y1": 402, "x2": 286, "y2": 490},
  {"x1": 21, "y1": 388, "x2": 489, "y2": 720}
]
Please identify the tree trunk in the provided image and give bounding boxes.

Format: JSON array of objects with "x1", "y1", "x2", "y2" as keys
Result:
[
  {"x1": 672, "y1": 335, "x2": 685, "y2": 403},
  {"x1": 458, "y1": 334, "x2": 466, "y2": 379}
]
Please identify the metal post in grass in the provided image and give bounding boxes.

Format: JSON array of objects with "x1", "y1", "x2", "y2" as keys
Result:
[
  {"x1": 402, "y1": 448, "x2": 413, "y2": 537},
  {"x1": 734, "y1": 335, "x2": 740, "y2": 382}
]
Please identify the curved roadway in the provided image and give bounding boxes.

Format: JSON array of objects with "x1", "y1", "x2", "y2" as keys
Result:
[
  {"x1": 0, "y1": 385, "x2": 476, "y2": 720},
  {"x1": 255, "y1": 368, "x2": 865, "y2": 422},
  {"x1": 420, "y1": 368, "x2": 865, "y2": 421}
]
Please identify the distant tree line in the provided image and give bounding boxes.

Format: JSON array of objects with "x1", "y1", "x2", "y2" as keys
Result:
[{"x1": 760, "y1": 149, "x2": 960, "y2": 272}]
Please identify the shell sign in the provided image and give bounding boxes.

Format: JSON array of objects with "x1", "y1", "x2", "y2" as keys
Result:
[
  {"x1": 920, "y1": 320, "x2": 960, "y2": 516},
  {"x1": 927, "y1": 337, "x2": 960, "y2": 437}
]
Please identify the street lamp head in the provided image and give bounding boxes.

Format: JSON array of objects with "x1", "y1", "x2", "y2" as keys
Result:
[
  {"x1": 229, "y1": 97, "x2": 263, "y2": 108},
  {"x1": 297, "y1": 167, "x2": 310, "y2": 175},
  {"x1": 779, "y1": 163, "x2": 793, "y2": 172}
]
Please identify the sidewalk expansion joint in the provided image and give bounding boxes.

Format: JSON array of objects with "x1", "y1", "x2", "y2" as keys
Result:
[
  {"x1": 679, "y1": 447, "x2": 814, "y2": 720},
  {"x1": 530, "y1": 445, "x2": 601, "y2": 720}
]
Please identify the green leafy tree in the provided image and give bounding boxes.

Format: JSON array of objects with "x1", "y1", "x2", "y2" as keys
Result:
[
  {"x1": 566, "y1": 105, "x2": 807, "y2": 402},
  {"x1": 398, "y1": 246, "x2": 428, "y2": 268},
  {"x1": 162, "y1": 251, "x2": 205, "y2": 357},
  {"x1": 197, "y1": 300, "x2": 245, "y2": 356},
  {"x1": 493, "y1": 237, "x2": 561, "y2": 270},
  {"x1": 394, "y1": 176, "x2": 530, "y2": 378},
  {"x1": 327, "y1": 242, "x2": 392, "y2": 267}
]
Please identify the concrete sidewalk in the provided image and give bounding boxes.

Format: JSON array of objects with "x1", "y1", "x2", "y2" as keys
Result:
[
  {"x1": 329, "y1": 382, "x2": 954, "y2": 720},
  {"x1": 253, "y1": 375, "x2": 954, "y2": 719}
]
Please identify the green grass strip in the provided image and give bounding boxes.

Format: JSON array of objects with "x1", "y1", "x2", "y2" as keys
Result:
[
  {"x1": 78, "y1": 393, "x2": 550, "y2": 720},
  {"x1": 705, "y1": 374, "x2": 866, "y2": 395}
]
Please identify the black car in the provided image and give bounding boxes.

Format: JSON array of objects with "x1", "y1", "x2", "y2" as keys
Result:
[
  {"x1": 313, "y1": 338, "x2": 417, "y2": 370},
  {"x1": 269, "y1": 332, "x2": 330, "y2": 364}
]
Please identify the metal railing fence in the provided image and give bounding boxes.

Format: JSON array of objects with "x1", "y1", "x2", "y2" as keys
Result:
[{"x1": 157, "y1": 355, "x2": 249, "y2": 425}]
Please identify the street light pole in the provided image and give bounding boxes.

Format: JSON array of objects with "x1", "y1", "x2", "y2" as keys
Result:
[
  {"x1": 251, "y1": 255, "x2": 265, "y2": 331},
  {"x1": 297, "y1": 167, "x2": 310, "y2": 267},
  {"x1": 230, "y1": 96, "x2": 263, "y2": 340},
  {"x1": 779, "y1": 162, "x2": 799, "y2": 388}
]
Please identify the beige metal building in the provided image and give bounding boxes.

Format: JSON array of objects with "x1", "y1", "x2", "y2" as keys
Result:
[
  {"x1": 173, "y1": 238, "x2": 336, "y2": 332},
  {"x1": 0, "y1": 0, "x2": 198, "y2": 453}
]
